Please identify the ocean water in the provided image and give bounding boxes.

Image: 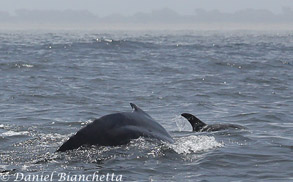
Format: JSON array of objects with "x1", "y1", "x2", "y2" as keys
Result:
[{"x1": 0, "y1": 30, "x2": 292, "y2": 182}]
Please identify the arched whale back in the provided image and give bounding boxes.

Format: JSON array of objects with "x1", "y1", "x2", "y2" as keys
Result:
[
  {"x1": 57, "y1": 103, "x2": 173, "y2": 152},
  {"x1": 181, "y1": 113, "x2": 245, "y2": 132}
]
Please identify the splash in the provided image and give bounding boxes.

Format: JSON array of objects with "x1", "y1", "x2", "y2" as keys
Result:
[
  {"x1": 1, "y1": 131, "x2": 29, "y2": 137},
  {"x1": 168, "y1": 135, "x2": 222, "y2": 155}
]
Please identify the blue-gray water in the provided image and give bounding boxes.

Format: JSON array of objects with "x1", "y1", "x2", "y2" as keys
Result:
[{"x1": 0, "y1": 31, "x2": 292, "y2": 182}]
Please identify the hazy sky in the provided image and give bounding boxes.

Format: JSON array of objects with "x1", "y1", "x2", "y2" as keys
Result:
[{"x1": 1, "y1": 0, "x2": 293, "y2": 16}]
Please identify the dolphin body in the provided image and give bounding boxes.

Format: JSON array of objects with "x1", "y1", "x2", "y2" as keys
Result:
[
  {"x1": 181, "y1": 113, "x2": 245, "y2": 132},
  {"x1": 57, "y1": 103, "x2": 174, "y2": 152}
]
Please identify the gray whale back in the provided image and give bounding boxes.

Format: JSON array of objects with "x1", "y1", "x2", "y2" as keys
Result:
[{"x1": 57, "y1": 103, "x2": 173, "y2": 152}]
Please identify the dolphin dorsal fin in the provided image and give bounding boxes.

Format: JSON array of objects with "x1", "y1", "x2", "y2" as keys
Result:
[
  {"x1": 130, "y1": 103, "x2": 152, "y2": 118},
  {"x1": 181, "y1": 113, "x2": 207, "y2": 132},
  {"x1": 130, "y1": 103, "x2": 141, "y2": 112}
]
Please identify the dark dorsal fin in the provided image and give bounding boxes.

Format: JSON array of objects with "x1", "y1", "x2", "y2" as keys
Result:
[
  {"x1": 130, "y1": 103, "x2": 142, "y2": 112},
  {"x1": 181, "y1": 113, "x2": 207, "y2": 132},
  {"x1": 130, "y1": 103, "x2": 152, "y2": 118}
]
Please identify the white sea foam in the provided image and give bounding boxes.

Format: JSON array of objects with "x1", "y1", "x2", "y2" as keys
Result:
[
  {"x1": 96, "y1": 38, "x2": 113, "y2": 43},
  {"x1": 104, "y1": 38, "x2": 113, "y2": 43},
  {"x1": 22, "y1": 64, "x2": 34, "y2": 68},
  {"x1": 1, "y1": 131, "x2": 29, "y2": 137},
  {"x1": 14, "y1": 63, "x2": 34, "y2": 68},
  {"x1": 169, "y1": 135, "x2": 223, "y2": 155}
]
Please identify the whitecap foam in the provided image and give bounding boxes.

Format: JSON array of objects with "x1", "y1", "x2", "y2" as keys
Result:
[
  {"x1": 169, "y1": 135, "x2": 223, "y2": 155},
  {"x1": 1, "y1": 131, "x2": 29, "y2": 137},
  {"x1": 14, "y1": 63, "x2": 34, "y2": 68},
  {"x1": 96, "y1": 38, "x2": 113, "y2": 43},
  {"x1": 104, "y1": 38, "x2": 113, "y2": 43},
  {"x1": 81, "y1": 119, "x2": 93, "y2": 126},
  {"x1": 22, "y1": 64, "x2": 34, "y2": 68}
]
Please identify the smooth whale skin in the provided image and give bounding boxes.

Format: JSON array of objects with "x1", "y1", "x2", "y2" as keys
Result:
[
  {"x1": 57, "y1": 103, "x2": 174, "y2": 152},
  {"x1": 181, "y1": 113, "x2": 245, "y2": 132}
]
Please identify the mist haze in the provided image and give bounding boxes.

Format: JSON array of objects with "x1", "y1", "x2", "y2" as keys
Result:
[{"x1": 1, "y1": 0, "x2": 293, "y2": 30}]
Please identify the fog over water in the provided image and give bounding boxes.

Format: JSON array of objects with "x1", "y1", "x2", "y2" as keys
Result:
[
  {"x1": 1, "y1": 0, "x2": 293, "y2": 30},
  {"x1": 1, "y1": 0, "x2": 293, "y2": 16}
]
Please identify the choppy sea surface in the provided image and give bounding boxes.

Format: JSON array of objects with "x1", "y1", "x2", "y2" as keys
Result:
[{"x1": 0, "y1": 30, "x2": 292, "y2": 182}]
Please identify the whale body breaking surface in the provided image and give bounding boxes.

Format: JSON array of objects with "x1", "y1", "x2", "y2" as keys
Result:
[{"x1": 57, "y1": 103, "x2": 174, "y2": 152}]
